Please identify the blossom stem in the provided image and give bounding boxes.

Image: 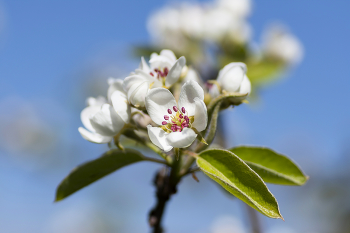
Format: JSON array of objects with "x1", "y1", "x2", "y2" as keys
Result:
[
  {"x1": 180, "y1": 155, "x2": 196, "y2": 177},
  {"x1": 143, "y1": 156, "x2": 169, "y2": 166},
  {"x1": 145, "y1": 141, "x2": 173, "y2": 165}
]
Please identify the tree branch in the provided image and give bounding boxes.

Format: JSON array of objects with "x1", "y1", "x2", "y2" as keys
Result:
[{"x1": 149, "y1": 156, "x2": 182, "y2": 233}]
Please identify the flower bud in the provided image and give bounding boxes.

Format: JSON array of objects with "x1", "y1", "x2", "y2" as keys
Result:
[{"x1": 215, "y1": 62, "x2": 251, "y2": 96}]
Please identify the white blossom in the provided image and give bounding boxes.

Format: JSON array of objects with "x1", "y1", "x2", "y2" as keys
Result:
[
  {"x1": 78, "y1": 80, "x2": 130, "y2": 144},
  {"x1": 145, "y1": 80, "x2": 207, "y2": 152},
  {"x1": 209, "y1": 62, "x2": 251, "y2": 98},
  {"x1": 216, "y1": 0, "x2": 252, "y2": 18},
  {"x1": 123, "y1": 49, "x2": 186, "y2": 107},
  {"x1": 147, "y1": 1, "x2": 252, "y2": 44},
  {"x1": 262, "y1": 24, "x2": 303, "y2": 65}
]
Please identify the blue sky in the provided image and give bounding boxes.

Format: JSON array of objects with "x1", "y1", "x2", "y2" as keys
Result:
[{"x1": 0, "y1": 0, "x2": 349, "y2": 232}]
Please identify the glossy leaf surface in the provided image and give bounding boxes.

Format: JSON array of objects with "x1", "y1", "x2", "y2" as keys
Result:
[
  {"x1": 197, "y1": 149, "x2": 283, "y2": 219},
  {"x1": 230, "y1": 146, "x2": 308, "y2": 185},
  {"x1": 56, "y1": 149, "x2": 145, "y2": 201}
]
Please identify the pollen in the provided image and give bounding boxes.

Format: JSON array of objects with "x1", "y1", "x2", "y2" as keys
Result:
[{"x1": 162, "y1": 106, "x2": 192, "y2": 132}]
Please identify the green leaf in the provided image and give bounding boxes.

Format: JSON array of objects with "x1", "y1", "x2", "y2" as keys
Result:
[
  {"x1": 55, "y1": 149, "x2": 146, "y2": 201},
  {"x1": 196, "y1": 149, "x2": 283, "y2": 219},
  {"x1": 247, "y1": 60, "x2": 284, "y2": 86},
  {"x1": 230, "y1": 146, "x2": 308, "y2": 186}
]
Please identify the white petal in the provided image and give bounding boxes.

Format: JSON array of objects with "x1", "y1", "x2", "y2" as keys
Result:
[
  {"x1": 217, "y1": 63, "x2": 246, "y2": 93},
  {"x1": 86, "y1": 96, "x2": 106, "y2": 107},
  {"x1": 166, "y1": 128, "x2": 197, "y2": 149},
  {"x1": 160, "y1": 49, "x2": 177, "y2": 63},
  {"x1": 238, "y1": 75, "x2": 251, "y2": 95},
  {"x1": 80, "y1": 105, "x2": 101, "y2": 133},
  {"x1": 147, "y1": 125, "x2": 173, "y2": 152},
  {"x1": 78, "y1": 127, "x2": 112, "y2": 144},
  {"x1": 90, "y1": 104, "x2": 124, "y2": 136},
  {"x1": 139, "y1": 57, "x2": 151, "y2": 73},
  {"x1": 150, "y1": 52, "x2": 158, "y2": 60},
  {"x1": 123, "y1": 75, "x2": 147, "y2": 93},
  {"x1": 107, "y1": 79, "x2": 124, "y2": 101},
  {"x1": 178, "y1": 80, "x2": 204, "y2": 116},
  {"x1": 218, "y1": 62, "x2": 247, "y2": 80},
  {"x1": 145, "y1": 88, "x2": 177, "y2": 125},
  {"x1": 134, "y1": 69, "x2": 156, "y2": 83},
  {"x1": 192, "y1": 98, "x2": 208, "y2": 132},
  {"x1": 208, "y1": 83, "x2": 220, "y2": 98},
  {"x1": 149, "y1": 55, "x2": 174, "y2": 70},
  {"x1": 111, "y1": 90, "x2": 130, "y2": 123},
  {"x1": 183, "y1": 68, "x2": 203, "y2": 86},
  {"x1": 165, "y1": 56, "x2": 186, "y2": 87},
  {"x1": 129, "y1": 81, "x2": 149, "y2": 107}
]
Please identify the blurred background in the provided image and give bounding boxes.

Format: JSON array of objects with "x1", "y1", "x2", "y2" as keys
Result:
[{"x1": 0, "y1": 0, "x2": 349, "y2": 232}]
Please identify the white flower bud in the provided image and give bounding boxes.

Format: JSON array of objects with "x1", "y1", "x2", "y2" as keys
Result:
[{"x1": 214, "y1": 62, "x2": 251, "y2": 96}]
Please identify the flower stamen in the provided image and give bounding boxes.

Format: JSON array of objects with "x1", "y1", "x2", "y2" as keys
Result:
[{"x1": 162, "y1": 106, "x2": 191, "y2": 132}]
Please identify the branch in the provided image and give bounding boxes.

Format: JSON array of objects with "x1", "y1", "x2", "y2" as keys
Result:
[{"x1": 149, "y1": 155, "x2": 182, "y2": 233}]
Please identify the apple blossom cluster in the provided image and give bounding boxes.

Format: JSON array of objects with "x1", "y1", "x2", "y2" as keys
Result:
[
  {"x1": 58, "y1": 3, "x2": 308, "y2": 231},
  {"x1": 78, "y1": 50, "x2": 251, "y2": 151},
  {"x1": 148, "y1": 0, "x2": 251, "y2": 45},
  {"x1": 146, "y1": 0, "x2": 303, "y2": 68}
]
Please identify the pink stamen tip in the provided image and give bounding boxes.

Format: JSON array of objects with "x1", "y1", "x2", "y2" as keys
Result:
[
  {"x1": 167, "y1": 109, "x2": 172, "y2": 114},
  {"x1": 179, "y1": 114, "x2": 183, "y2": 119},
  {"x1": 150, "y1": 72, "x2": 154, "y2": 77},
  {"x1": 164, "y1": 115, "x2": 169, "y2": 120},
  {"x1": 164, "y1": 67, "x2": 169, "y2": 76},
  {"x1": 173, "y1": 106, "x2": 178, "y2": 112},
  {"x1": 176, "y1": 125, "x2": 181, "y2": 131},
  {"x1": 181, "y1": 107, "x2": 185, "y2": 113},
  {"x1": 184, "y1": 116, "x2": 189, "y2": 123},
  {"x1": 162, "y1": 121, "x2": 167, "y2": 125}
]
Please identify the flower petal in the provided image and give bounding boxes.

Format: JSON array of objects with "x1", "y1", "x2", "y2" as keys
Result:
[
  {"x1": 166, "y1": 128, "x2": 197, "y2": 149},
  {"x1": 149, "y1": 54, "x2": 174, "y2": 70},
  {"x1": 145, "y1": 88, "x2": 177, "y2": 125},
  {"x1": 81, "y1": 105, "x2": 101, "y2": 133},
  {"x1": 218, "y1": 62, "x2": 247, "y2": 80},
  {"x1": 217, "y1": 62, "x2": 246, "y2": 93},
  {"x1": 183, "y1": 68, "x2": 203, "y2": 87},
  {"x1": 86, "y1": 96, "x2": 106, "y2": 107},
  {"x1": 238, "y1": 75, "x2": 251, "y2": 95},
  {"x1": 78, "y1": 127, "x2": 112, "y2": 144},
  {"x1": 123, "y1": 75, "x2": 148, "y2": 94},
  {"x1": 147, "y1": 125, "x2": 173, "y2": 152},
  {"x1": 178, "y1": 80, "x2": 204, "y2": 116},
  {"x1": 134, "y1": 69, "x2": 156, "y2": 83},
  {"x1": 208, "y1": 83, "x2": 220, "y2": 98},
  {"x1": 160, "y1": 49, "x2": 177, "y2": 62},
  {"x1": 90, "y1": 104, "x2": 124, "y2": 136},
  {"x1": 165, "y1": 56, "x2": 186, "y2": 87},
  {"x1": 110, "y1": 90, "x2": 130, "y2": 123},
  {"x1": 107, "y1": 78, "x2": 124, "y2": 101},
  {"x1": 139, "y1": 57, "x2": 151, "y2": 73},
  {"x1": 192, "y1": 98, "x2": 208, "y2": 132},
  {"x1": 129, "y1": 81, "x2": 149, "y2": 107}
]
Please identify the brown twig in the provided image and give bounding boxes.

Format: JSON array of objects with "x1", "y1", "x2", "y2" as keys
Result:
[{"x1": 149, "y1": 155, "x2": 182, "y2": 233}]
